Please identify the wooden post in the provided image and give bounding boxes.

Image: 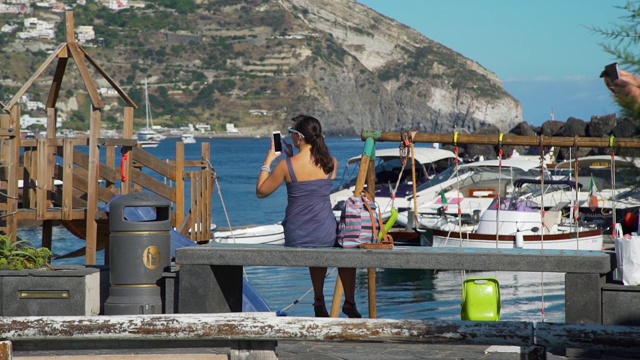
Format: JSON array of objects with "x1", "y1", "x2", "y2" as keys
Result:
[
  {"x1": 202, "y1": 142, "x2": 212, "y2": 242},
  {"x1": 85, "y1": 106, "x2": 101, "y2": 265},
  {"x1": 366, "y1": 156, "x2": 377, "y2": 318},
  {"x1": 42, "y1": 107, "x2": 58, "y2": 250},
  {"x1": 331, "y1": 137, "x2": 376, "y2": 317},
  {"x1": 121, "y1": 106, "x2": 134, "y2": 195},
  {"x1": 176, "y1": 142, "x2": 185, "y2": 229},
  {"x1": 6, "y1": 107, "x2": 20, "y2": 240},
  {"x1": 0, "y1": 113, "x2": 11, "y2": 236},
  {"x1": 61, "y1": 139, "x2": 74, "y2": 220}
]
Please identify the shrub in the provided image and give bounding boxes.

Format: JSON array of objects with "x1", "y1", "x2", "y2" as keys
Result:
[{"x1": 0, "y1": 235, "x2": 52, "y2": 270}]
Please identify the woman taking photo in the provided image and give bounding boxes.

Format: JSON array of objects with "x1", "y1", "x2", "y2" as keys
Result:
[{"x1": 256, "y1": 115, "x2": 360, "y2": 318}]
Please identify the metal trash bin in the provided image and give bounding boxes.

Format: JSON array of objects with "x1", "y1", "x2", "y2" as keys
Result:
[{"x1": 104, "y1": 192, "x2": 171, "y2": 315}]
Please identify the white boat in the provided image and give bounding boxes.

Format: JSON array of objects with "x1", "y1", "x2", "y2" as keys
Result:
[
  {"x1": 524, "y1": 155, "x2": 640, "y2": 234},
  {"x1": 138, "y1": 139, "x2": 160, "y2": 148},
  {"x1": 181, "y1": 133, "x2": 196, "y2": 144},
  {"x1": 212, "y1": 224, "x2": 284, "y2": 245},
  {"x1": 424, "y1": 179, "x2": 603, "y2": 250},
  {"x1": 330, "y1": 147, "x2": 457, "y2": 219},
  {"x1": 428, "y1": 196, "x2": 603, "y2": 250},
  {"x1": 136, "y1": 78, "x2": 165, "y2": 146},
  {"x1": 400, "y1": 158, "x2": 543, "y2": 231},
  {"x1": 181, "y1": 124, "x2": 197, "y2": 144}
]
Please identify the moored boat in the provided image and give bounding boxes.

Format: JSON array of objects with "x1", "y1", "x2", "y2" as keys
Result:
[
  {"x1": 212, "y1": 223, "x2": 284, "y2": 245},
  {"x1": 427, "y1": 196, "x2": 604, "y2": 250},
  {"x1": 330, "y1": 147, "x2": 457, "y2": 219}
]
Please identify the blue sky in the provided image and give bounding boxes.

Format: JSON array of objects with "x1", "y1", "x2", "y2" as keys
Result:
[{"x1": 358, "y1": 0, "x2": 628, "y2": 125}]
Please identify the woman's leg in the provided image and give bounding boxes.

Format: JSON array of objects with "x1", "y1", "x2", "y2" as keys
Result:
[
  {"x1": 338, "y1": 267, "x2": 361, "y2": 318},
  {"x1": 337, "y1": 267, "x2": 356, "y2": 302},
  {"x1": 309, "y1": 267, "x2": 329, "y2": 317}
]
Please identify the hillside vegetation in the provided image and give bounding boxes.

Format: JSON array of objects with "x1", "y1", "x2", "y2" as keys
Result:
[{"x1": 0, "y1": 0, "x2": 522, "y2": 135}]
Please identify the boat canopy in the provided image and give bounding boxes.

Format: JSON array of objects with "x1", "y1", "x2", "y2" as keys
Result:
[{"x1": 346, "y1": 147, "x2": 457, "y2": 165}]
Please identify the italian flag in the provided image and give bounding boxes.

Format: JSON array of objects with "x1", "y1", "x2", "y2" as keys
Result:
[
  {"x1": 440, "y1": 189, "x2": 448, "y2": 211},
  {"x1": 588, "y1": 176, "x2": 598, "y2": 212}
]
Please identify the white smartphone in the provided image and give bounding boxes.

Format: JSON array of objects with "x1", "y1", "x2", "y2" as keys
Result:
[{"x1": 272, "y1": 131, "x2": 282, "y2": 155}]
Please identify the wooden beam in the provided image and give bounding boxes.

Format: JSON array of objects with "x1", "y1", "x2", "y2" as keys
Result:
[
  {"x1": 2, "y1": 44, "x2": 67, "y2": 111},
  {"x1": 129, "y1": 168, "x2": 176, "y2": 202},
  {"x1": 131, "y1": 147, "x2": 177, "y2": 180},
  {"x1": 362, "y1": 130, "x2": 640, "y2": 149},
  {"x1": 79, "y1": 46, "x2": 137, "y2": 108},
  {"x1": 72, "y1": 149, "x2": 118, "y2": 183},
  {"x1": 0, "y1": 314, "x2": 535, "y2": 346},
  {"x1": 46, "y1": 57, "x2": 69, "y2": 108},
  {"x1": 68, "y1": 42, "x2": 103, "y2": 109}
]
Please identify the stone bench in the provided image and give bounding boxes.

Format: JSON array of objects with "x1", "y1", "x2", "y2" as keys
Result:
[{"x1": 175, "y1": 244, "x2": 614, "y2": 326}]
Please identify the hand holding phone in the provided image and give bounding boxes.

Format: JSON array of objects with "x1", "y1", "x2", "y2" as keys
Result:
[
  {"x1": 272, "y1": 131, "x2": 282, "y2": 155},
  {"x1": 602, "y1": 62, "x2": 620, "y2": 81}
]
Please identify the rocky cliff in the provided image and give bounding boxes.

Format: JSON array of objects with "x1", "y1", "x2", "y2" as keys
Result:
[{"x1": 279, "y1": 0, "x2": 522, "y2": 135}]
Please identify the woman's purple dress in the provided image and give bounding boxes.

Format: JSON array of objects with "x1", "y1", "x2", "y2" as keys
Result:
[{"x1": 282, "y1": 158, "x2": 337, "y2": 247}]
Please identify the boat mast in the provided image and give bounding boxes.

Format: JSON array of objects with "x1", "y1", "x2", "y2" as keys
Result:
[{"x1": 144, "y1": 78, "x2": 152, "y2": 130}]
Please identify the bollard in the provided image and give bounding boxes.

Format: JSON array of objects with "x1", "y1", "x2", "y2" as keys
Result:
[{"x1": 104, "y1": 192, "x2": 172, "y2": 315}]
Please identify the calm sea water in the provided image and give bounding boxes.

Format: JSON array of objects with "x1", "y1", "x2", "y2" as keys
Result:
[{"x1": 18, "y1": 136, "x2": 565, "y2": 321}]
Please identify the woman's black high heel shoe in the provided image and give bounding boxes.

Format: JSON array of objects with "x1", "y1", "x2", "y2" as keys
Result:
[
  {"x1": 313, "y1": 297, "x2": 329, "y2": 317},
  {"x1": 342, "y1": 300, "x2": 362, "y2": 318}
]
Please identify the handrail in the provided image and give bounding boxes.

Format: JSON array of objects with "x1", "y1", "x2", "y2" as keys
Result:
[{"x1": 0, "y1": 135, "x2": 213, "y2": 262}]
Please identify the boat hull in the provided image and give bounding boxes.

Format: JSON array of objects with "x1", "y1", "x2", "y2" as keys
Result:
[
  {"x1": 431, "y1": 229, "x2": 603, "y2": 250},
  {"x1": 213, "y1": 224, "x2": 284, "y2": 245}
]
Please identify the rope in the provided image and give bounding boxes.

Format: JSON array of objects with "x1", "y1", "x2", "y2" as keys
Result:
[
  {"x1": 276, "y1": 268, "x2": 337, "y2": 316},
  {"x1": 573, "y1": 137, "x2": 580, "y2": 249},
  {"x1": 389, "y1": 133, "x2": 410, "y2": 210},
  {"x1": 538, "y1": 137, "x2": 546, "y2": 322},
  {"x1": 203, "y1": 157, "x2": 235, "y2": 242},
  {"x1": 453, "y1": 132, "x2": 463, "y2": 244},
  {"x1": 611, "y1": 139, "x2": 617, "y2": 237},
  {"x1": 496, "y1": 133, "x2": 503, "y2": 248}
]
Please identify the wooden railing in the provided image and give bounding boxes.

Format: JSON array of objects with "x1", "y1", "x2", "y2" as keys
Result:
[{"x1": 0, "y1": 131, "x2": 214, "y2": 263}]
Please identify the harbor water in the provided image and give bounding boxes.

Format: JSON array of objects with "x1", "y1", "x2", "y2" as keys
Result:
[{"x1": 18, "y1": 136, "x2": 565, "y2": 322}]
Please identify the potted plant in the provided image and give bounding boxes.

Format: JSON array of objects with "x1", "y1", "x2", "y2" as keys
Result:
[
  {"x1": 0, "y1": 234, "x2": 52, "y2": 270},
  {"x1": 0, "y1": 234, "x2": 101, "y2": 316}
]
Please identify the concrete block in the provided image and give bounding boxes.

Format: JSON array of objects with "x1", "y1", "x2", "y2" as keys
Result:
[{"x1": 0, "y1": 265, "x2": 100, "y2": 316}]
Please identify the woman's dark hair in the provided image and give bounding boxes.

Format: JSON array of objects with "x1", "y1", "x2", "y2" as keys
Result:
[{"x1": 291, "y1": 115, "x2": 334, "y2": 174}]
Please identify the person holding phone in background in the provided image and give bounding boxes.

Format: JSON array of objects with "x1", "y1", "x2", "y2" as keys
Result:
[
  {"x1": 256, "y1": 115, "x2": 361, "y2": 318},
  {"x1": 601, "y1": 63, "x2": 640, "y2": 112}
]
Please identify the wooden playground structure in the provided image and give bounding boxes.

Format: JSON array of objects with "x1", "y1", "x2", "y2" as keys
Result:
[{"x1": 0, "y1": 12, "x2": 213, "y2": 264}]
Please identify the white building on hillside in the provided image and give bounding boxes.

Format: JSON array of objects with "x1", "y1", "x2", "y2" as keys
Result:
[{"x1": 226, "y1": 123, "x2": 240, "y2": 134}]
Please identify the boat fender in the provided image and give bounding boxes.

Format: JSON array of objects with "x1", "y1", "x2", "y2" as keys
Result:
[
  {"x1": 515, "y1": 230, "x2": 524, "y2": 249},
  {"x1": 121, "y1": 153, "x2": 128, "y2": 182},
  {"x1": 381, "y1": 208, "x2": 399, "y2": 239}
]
